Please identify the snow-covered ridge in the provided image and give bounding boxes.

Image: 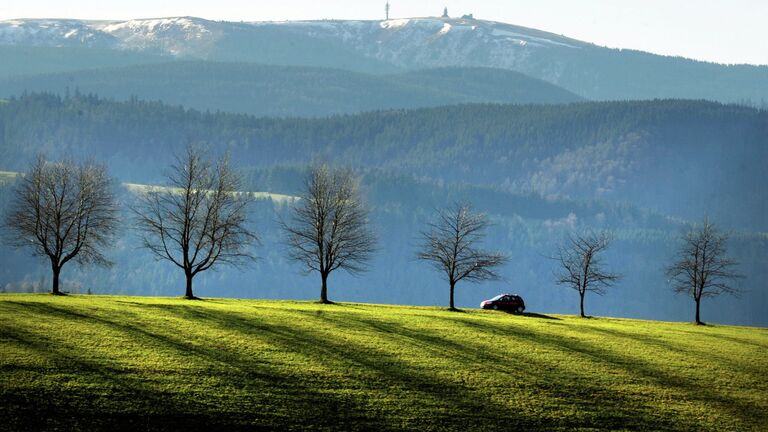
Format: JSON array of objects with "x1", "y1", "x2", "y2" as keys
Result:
[
  {"x1": 0, "y1": 15, "x2": 583, "y2": 48},
  {"x1": 0, "y1": 15, "x2": 587, "y2": 69},
  {"x1": 97, "y1": 17, "x2": 209, "y2": 34},
  {"x1": 0, "y1": 18, "x2": 117, "y2": 48}
]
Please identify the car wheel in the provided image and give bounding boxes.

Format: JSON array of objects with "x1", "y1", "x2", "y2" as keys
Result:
[
  {"x1": 516, "y1": 306, "x2": 524, "y2": 314},
  {"x1": 492, "y1": 305, "x2": 498, "y2": 310}
]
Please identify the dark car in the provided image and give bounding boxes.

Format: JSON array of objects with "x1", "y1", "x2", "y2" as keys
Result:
[{"x1": 480, "y1": 294, "x2": 525, "y2": 313}]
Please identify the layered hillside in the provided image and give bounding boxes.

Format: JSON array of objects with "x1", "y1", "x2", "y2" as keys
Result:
[
  {"x1": 1, "y1": 94, "x2": 765, "y2": 230},
  {"x1": 0, "y1": 95, "x2": 766, "y2": 326},
  {"x1": 0, "y1": 63, "x2": 583, "y2": 117}
]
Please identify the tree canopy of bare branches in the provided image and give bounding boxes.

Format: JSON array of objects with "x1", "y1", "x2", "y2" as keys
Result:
[
  {"x1": 417, "y1": 203, "x2": 507, "y2": 310},
  {"x1": 4, "y1": 157, "x2": 118, "y2": 295},
  {"x1": 133, "y1": 146, "x2": 257, "y2": 299},
  {"x1": 554, "y1": 231, "x2": 621, "y2": 317},
  {"x1": 281, "y1": 165, "x2": 376, "y2": 303},
  {"x1": 666, "y1": 220, "x2": 742, "y2": 325}
]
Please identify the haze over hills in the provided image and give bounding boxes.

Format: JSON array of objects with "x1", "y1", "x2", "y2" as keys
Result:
[
  {"x1": 0, "y1": 63, "x2": 583, "y2": 117},
  {"x1": 2, "y1": 94, "x2": 765, "y2": 231},
  {"x1": 0, "y1": 12, "x2": 766, "y2": 327},
  {"x1": 1, "y1": 16, "x2": 767, "y2": 103},
  {"x1": 1, "y1": 94, "x2": 766, "y2": 326},
  {"x1": 1, "y1": 6, "x2": 767, "y2": 431}
]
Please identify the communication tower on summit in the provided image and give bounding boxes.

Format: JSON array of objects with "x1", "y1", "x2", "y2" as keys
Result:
[{"x1": 385, "y1": 2, "x2": 390, "y2": 20}]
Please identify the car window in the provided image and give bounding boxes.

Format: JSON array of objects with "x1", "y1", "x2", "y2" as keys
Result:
[{"x1": 490, "y1": 294, "x2": 504, "y2": 301}]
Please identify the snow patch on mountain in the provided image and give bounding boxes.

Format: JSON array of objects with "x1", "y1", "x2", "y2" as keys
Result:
[
  {"x1": 0, "y1": 15, "x2": 587, "y2": 67},
  {"x1": 380, "y1": 19, "x2": 410, "y2": 30},
  {"x1": 0, "y1": 19, "x2": 116, "y2": 48}
]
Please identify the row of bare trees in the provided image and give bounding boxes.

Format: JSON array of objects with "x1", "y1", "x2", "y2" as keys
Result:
[
  {"x1": 3, "y1": 149, "x2": 743, "y2": 324},
  {"x1": 551, "y1": 224, "x2": 743, "y2": 324}
]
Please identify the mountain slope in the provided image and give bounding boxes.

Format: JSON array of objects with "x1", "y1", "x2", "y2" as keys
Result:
[
  {"x1": 1, "y1": 94, "x2": 765, "y2": 230},
  {"x1": 0, "y1": 62, "x2": 583, "y2": 117},
  {"x1": 0, "y1": 45, "x2": 169, "y2": 79},
  {"x1": 1, "y1": 16, "x2": 766, "y2": 102},
  {"x1": 2, "y1": 295, "x2": 766, "y2": 431},
  {"x1": 0, "y1": 17, "x2": 399, "y2": 74},
  {"x1": 275, "y1": 17, "x2": 768, "y2": 102}
]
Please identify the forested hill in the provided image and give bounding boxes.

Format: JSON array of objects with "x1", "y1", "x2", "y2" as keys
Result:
[
  {"x1": 0, "y1": 62, "x2": 583, "y2": 117},
  {"x1": 1, "y1": 94, "x2": 765, "y2": 230}
]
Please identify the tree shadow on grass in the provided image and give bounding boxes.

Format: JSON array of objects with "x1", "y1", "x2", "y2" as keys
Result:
[
  {"x1": 521, "y1": 312, "x2": 561, "y2": 320},
  {"x1": 160, "y1": 304, "x2": 531, "y2": 430},
  {"x1": 681, "y1": 329, "x2": 768, "y2": 350},
  {"x1": 579, "y1": 324, "x2": 768, "y2": 379},
  {"x1": 0, "y1": 323, "x2": 231, "y2": 431},
  {"x1": 287, "y1": 308, "x2": 703, "y2": 431},
  {"x1": 0, "y1": 301, "x2": 393, "y2": 431},
  {"x1": 3, "y1": 299, "x2": 762, "y2": 431},
  {"x1": 440, "y1": 315, "x2": 767, "y2": 430}
]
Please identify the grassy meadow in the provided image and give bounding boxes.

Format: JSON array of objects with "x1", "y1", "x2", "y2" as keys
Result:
[{"x1": 1, "y1": 294, "x2": 766, "y2": 431}]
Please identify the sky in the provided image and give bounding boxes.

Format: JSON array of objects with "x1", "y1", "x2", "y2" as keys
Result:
[{"x1": 1, "y1": 0, "x2": 766, "y2": 65}]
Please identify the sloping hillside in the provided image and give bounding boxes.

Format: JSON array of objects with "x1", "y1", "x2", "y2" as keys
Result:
[
  {"x1": 0, "y1": 45, "x2": 169, "y2": 79},
  {"x1": 0, "y1": 63, "x2": 583, "y2": 117},
  {"x1": 1, "y1": 295, "x2": 766, "y2": 431}
]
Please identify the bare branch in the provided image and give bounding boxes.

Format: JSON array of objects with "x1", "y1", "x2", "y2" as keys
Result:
[
  {"x1": 666, "y1": 219, "x2": 743, "y2": 324},
  {"x1": 131, "y1": 145, "x2": 258, "y2": 298},
  {"x1": 416, "y1": 202, "x2": 508, "y2": 309},
  {"x1": 553, "y1": 230, "x2": 621, "y2": 317},
  {"x1": 3, "y1": 156, "x2": 119, "y2": 294},
  {"x1": 280, "y1": 165, "x2": 376, "y2": 303}
]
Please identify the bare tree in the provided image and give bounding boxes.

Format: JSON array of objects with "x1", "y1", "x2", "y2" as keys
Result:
[
  {"x1": 417, "y1": 203, "x2": 507, "y2": 310},
  {"x1": 281, "y1": 165, "x2": 376, "y2": 303},
  {"x1": 666, "y1": 220, "x2": 742, "y2": 325},
  {"x1": 555, "y1": 231, "x2": 621, "y2": 318},
  {"x1": 133, "y1": 146, "x2": 257, "y2": 299},
  {"x1": 4, "y1": 157, "x2": 118, "y2": 295}
]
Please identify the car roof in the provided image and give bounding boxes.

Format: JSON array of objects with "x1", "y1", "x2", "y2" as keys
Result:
[{"x1": 490, "y1": 293, "x2": 521, "y2": 300}]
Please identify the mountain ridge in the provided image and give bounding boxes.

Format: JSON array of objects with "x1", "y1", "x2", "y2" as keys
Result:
[
  {"x1": 0, "y1": 62, "x2": 584, "y2": 116},
  {"x1": 2, "y1": 16, "x2": 767, "y2": 102}
]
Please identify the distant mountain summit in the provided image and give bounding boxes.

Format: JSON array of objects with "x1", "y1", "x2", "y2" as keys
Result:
[
  {"x1": 1, "y1": 16, "x2": 766, "y2": 102},
  {"x1": 0, "y1": 16, "x2": 586, "y2": 56}
]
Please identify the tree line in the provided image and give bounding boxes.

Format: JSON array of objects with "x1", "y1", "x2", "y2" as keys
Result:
[{"x1": 2, "y1": 149, "x2": 743, "y2": 325}]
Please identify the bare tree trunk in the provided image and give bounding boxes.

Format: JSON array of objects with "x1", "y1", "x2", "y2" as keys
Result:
[
  {"x1": 320, "y1": 272, "x2": 329, "y2": 303},
  {"x1": 579, "y1": 291, "x2": 586, "y2": 318},
  {"x1": 185, "y1": 272, "x2": 195, "y2": 299},
  {"x1": 695, "y1": 296, "x2": 703, "y2": 325},
  {"x1": 6, "y1": 158, "x2": 118, "y2": 298},
  {"x1": 51, "y1": 263, "x2": 61, "y2": 295},
  {"x1": 449, "y1": 281, "x2": 456, "y2": 310}
]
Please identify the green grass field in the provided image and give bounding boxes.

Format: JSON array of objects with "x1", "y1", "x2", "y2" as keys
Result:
[{"x1": 1, "y1": 295, "x2": 766, "y2": 431}]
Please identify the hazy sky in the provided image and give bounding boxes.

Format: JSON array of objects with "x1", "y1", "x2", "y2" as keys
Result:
[{"x1": 1, "y1": 0, "x2": 766, "y2": 65}]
